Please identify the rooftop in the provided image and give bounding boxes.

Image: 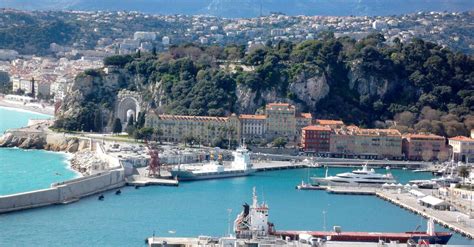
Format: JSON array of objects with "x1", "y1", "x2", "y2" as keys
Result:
[
  {"x1": 239, "y1": 114, "x2": 266, "y2": 120},
  {"x1": 302, "y1": 125, "x2": 332, "y2": 131},
  {"x1": 404, "y1": 133, "x2": 445, "y2": 140},
  {"x1": 316, "y1": 119, "x2": 344, "y2": 125},
  {"x1": 449, "y1": 136, "x2": 474, "y2": 142}
]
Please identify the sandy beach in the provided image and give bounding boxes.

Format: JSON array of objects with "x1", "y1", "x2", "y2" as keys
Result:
[{"x1": 0, "y1": 97, "x2": 55, "y2": 116}]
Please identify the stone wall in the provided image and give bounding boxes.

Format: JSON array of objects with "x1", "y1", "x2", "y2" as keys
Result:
[{"x1": 0, "y1": 168, "x2": 125, "y2": 214}]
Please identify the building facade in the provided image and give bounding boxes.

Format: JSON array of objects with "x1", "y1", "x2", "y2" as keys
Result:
[
  {"x1": 301, "y1": 125, "x2": 331, "y2": 154},
  {"x1": 265, "y1": 103, "x2": 297, "y2": 141},
  {"x1": 330, "y1": 126, "x2": 402, "y2": 159},
  {"x1": 449, "y1": 136, "x2": 474, "y2": 163},
  {"x1": 314, "y1": 119, "x2": 344, "y2": 129},
  {"x1": 402, "y1": 134, "x2": 447, "y2": 161},
  {"x1": 239, "y1": 114, "x2": 266, "y2": 140},
  {"x1": 145, "y1": 112, "x2": 240, "y2": 145}
]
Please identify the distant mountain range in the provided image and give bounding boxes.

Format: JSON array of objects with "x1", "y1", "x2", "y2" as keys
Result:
[{"x1": 1, "y1": 0, "x2": 473, "y2": 17}]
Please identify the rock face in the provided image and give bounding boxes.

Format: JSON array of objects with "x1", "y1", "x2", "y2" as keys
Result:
[{"x1": 0, "y1": 131, "x2": 89, "y2": 153}]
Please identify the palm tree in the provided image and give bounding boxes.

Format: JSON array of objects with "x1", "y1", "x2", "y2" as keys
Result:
[{"x1": 458, "y1": 166, "x2": 470, "y2": 185}]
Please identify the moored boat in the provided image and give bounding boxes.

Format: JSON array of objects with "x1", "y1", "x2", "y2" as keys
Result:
[
  {"x1": 171, "y1": 145, "x2": 254, "y2": 181},
  {"x1": 311, "y1": 163, "x2": 396, "y2": 187}
]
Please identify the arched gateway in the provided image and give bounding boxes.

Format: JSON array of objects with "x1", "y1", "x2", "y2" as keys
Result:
[{"x1": 115, "y1": 90, "x2": 141, "y2": 128}]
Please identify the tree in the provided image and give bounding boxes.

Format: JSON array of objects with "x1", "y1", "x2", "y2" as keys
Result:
[
  {"x1": 137, "y1": 127, "x2": 154, "y2": 141},
  {"x1": 112, "y1": 118, "x2": 122, "y2": 134},
  {"x1": 93, "y1": 109, "x2": 102, "y2": 132},
  {"x1": 458, "y1": 166, "x2": 470, "y2": 184},
  {"x1": 153, "y1": 128, "x2": 164, "y2": 142},
  {"x1": 437, "y1": 151, "x2": 449, "y2": 162},
  {"x1": 272, "y1": 137, "x2": 287, "y2": 148},
  {"x1": 127, "y1": 114, "x2": 134, "y2": 127},
  {"x1": 421, "y1": 149, "x2": 433, "y2": 161}
]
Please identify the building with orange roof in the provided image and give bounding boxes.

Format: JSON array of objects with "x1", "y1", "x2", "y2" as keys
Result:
[
  {"x1": 449, "y1": 136, "x2": 474, "y2": 162},
  {"x1": 144, "y1": 102, "x2": 314, "y2": 145},
  {"x1": 329, "y1": 126, "x2": 402, "y2": 159},
  {"x1": 239, "y1": 114, "x2": 266, "y2": 139},
  {"x1": 402, "y1": 133, "x2": 448, "y2": 161},
  {"x1": 301, "y1": 125, "x2": 332, "y2": 154},
  {"x1": 145, "y1": 111, "x2": 240, "y2": 144}
]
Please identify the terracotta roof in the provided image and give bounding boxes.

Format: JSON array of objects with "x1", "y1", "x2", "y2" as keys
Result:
[
  {"x1": 299, "y1": 113, "x2": 312, "y2": 119},
  {"x1": 239, "y1": 114, "x2": 266, "y2": 120},
  {"x1": 316, "y1": 119, "x2": 344, "y2": 125},
  {"x1": 449, "y1": 136, "x2": 474, "y2": 142},
  {"x1": 404, "y1": 133, "x2": 445, "y2": 140},
  {"x1": 154, "y1": 114, "x2": 228, "y2": 122},
  {"x1": 302, "y1": 125, "x2": 332, "y2": 131}
]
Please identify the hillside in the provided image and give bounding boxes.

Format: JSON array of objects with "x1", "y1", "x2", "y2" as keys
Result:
[{"x1": 55, "y1": 35, "x2": 474, "y2": 137}]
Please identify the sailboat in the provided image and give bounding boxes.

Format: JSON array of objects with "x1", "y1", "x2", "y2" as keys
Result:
[{"x1": 296, "y1": 168, "x2": 323, "y2": 190}]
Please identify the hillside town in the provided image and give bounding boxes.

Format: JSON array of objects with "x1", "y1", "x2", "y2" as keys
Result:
[{"x1": 0, "y1": 10, "x2": 472, "y2": 105}]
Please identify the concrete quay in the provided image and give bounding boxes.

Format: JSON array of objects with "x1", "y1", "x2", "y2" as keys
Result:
[
  {"x1": 253, "y1": 160, "x2": 308, "y2": 171},
  {"x1": 375, "y1": 190, "x2": 474, "y2": 240}
]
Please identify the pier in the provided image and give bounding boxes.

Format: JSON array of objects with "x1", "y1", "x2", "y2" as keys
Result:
[{"x1": 376, "y1": 190, "x2": 474, "y2": 239}]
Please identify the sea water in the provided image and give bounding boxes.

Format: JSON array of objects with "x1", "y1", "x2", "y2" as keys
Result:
[
  {"x1": 0, "y1": 107, "x2": 473, "y2": 246},
  {"x1": 0, "y1": 107, "x2": 78, "y2": 195},
  {"x1": 0, "y1": 168, "x2": 473, "y2": 246}
]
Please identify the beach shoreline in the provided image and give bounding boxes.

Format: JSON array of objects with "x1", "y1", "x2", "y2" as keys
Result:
[{"x1": 0, "y1": 98, "x2": 55, "y2": 116}]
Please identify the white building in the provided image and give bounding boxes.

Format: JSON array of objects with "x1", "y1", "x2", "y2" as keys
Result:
[
  {"x1": 449, "y1": 136, "x2": 474, "y2": 163},
  {"x1": 133, "y1": 31, "x2": 157, "y2": 41},
  {"x1": 162, "y1": 36, "x2": 170, "y2": 46}
]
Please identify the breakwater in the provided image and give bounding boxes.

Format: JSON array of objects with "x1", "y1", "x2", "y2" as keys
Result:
[{"x1": 0, "y1": 168, "x2": 125, "y2": 214}]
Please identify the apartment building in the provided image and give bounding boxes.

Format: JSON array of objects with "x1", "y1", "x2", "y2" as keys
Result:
[
  {"x1": 265, "y1": 103, "x2": 297, "y2": 141},
  {"x1": 449, "y1": 136, "x2": 474, "y2": 163},
  {"x1": 145, "y1": 112, "x2": 240, "y2": 144},
  {"x1": 330, "y1": 126, "x2": 402, "y2": 159},
  {"x1": 402, "y1": 134, "x2": 448, "y2": 161},
  {"x1": 301, "y1": 125, "x2": 331, "y2": 154},
  {"x1": 239, "y1": 114, "x2": 266, "y2": 140}
]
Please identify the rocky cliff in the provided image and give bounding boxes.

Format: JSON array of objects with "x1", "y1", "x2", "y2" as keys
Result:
[{"x1": 0, "y1": 131, "x2": 90, "y2": 153}]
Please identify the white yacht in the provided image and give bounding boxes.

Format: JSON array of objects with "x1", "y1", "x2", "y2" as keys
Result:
[
  {"x1": 311, "y1": 163, "x2": 396, "y2": 186},
  {"x1": 170, "y1": 145, "x2": 254, "y2": 181}
]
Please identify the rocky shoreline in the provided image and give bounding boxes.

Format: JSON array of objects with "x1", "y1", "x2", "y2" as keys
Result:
[{"x1": 0, "y1": 121, "x2": 94, "y2": 175}]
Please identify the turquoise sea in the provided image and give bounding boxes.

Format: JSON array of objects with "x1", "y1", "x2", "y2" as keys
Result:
[
  {"x1": 0, "y1": 107, "x2": 473, "y2": 246},
  {"x1": 0, "y1": 107, "x2": 78, "y2": 195}
]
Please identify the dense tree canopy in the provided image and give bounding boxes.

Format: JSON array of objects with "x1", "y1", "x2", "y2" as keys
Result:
[{"x1": 57, "y1": 35, "x2": 473, "y2": 137}]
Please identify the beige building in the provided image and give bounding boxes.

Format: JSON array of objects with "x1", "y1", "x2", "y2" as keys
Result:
[
  {"x1": 330, "y1": 126, "x2": 402, "y2": 159},
  {"x1": 314, "y1": 119, "x2": 345, "y2": 129},
  {"x1": 449, "y1": 136, "x2": 474, "y2": 163},
  {"x1": 265, "y1": 103, "x2": 297, "y2": 140},
  {"x1": 239, "y1": 114, "x2": 266, "y2": 140},
  {"x1": 145, "y1": 112, "x2": 240, "y2": 145},
  {"x1": 402, "y1": 134, "x2": 448, "y2": 161},
  {"x1": 145, "y1": 102, "x2": 313, "y2": 145}
]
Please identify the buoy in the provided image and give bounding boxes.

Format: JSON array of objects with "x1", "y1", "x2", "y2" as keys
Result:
[
  {"x1": 115, "y1": 189, "x2": 121, "y2": 195},
  {"x1": 98, "y1": 195, "x2": 104, "y2": 201},
  {"x1": 135, "y1": 185, "x2": 140, "y2": 189}
]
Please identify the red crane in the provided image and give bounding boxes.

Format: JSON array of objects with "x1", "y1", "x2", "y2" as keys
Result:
[{"x1": 146, "y1": 141, "x2": 160, "y2": 177}]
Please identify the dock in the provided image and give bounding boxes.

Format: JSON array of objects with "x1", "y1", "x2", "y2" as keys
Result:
[
  {"x1": 253, "y1": 161, "x2": 308, "y2": 171},
  {"x1": 126, "y1": 175, "x2": 179, "y2": 187},
  {"x1": 325, "y1": 186, "x2": 377, "y2": 195},
  {"x1": 375, "y1": 190, "x2": 474, "y2": 239}
]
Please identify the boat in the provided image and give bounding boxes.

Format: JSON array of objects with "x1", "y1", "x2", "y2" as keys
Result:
[
  {"x1": 296, "y1": 180, "x2": 323, "y2": 190},
  {"x1": 310, "y1": 163, "x2": 397, "y2": 187},
  {"x1": 300, "y1": 158, "x2": 322, "y2": 168},
  {"x1": 170, "y1": 145, "x2": 254, "y2": 181},
  {"x1": 233, "y1": 188, "x2": 452, "y2": 245}
]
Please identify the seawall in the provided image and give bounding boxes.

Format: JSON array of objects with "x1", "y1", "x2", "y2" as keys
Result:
[{"x1": 0, "y1": 168, "x2": 125, "y2": 214}]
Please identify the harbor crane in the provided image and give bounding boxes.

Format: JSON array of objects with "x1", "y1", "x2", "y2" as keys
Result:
[{"x1": 146, "y1": 141, "x2": 160, "y2": 177}]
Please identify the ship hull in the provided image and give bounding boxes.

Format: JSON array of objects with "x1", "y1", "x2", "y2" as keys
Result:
[
  {"x1": 311, "y1": 177, "x2": 396, "y2": 187},
  {"x1": 273, "y1": 231, "x2": 452, "y2": 244},
  {"x1": 171, "y1": 169, "x2": 254, "y2": 181}
]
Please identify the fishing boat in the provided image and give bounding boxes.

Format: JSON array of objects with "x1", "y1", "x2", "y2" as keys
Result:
[{"x1": 296, "y1": 180, "x2": 323, "y2": 190}]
